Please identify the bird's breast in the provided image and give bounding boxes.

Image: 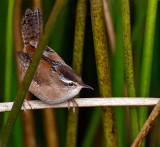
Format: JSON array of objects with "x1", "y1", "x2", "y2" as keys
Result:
[{"x1": 28, "y1": 80, "x2": 81, "y2": 104}]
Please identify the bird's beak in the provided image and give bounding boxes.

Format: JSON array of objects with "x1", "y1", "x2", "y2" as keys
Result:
[{"x1": 81, "y1": 83, "x2": 94, "y2": 90}]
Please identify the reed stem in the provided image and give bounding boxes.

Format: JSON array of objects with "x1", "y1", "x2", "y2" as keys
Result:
[
  {"x1": 90, "y1": 0, "x2": 118, "y2": 146},
  {"x1": 66, "y1": 0, "x2": 87, "y2": 146},
  {"x1": 121, "y1": 0, "x2": 139, "y2": 140}
]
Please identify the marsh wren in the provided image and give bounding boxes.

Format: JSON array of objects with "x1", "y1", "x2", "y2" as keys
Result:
[{"x1": 17, "y1": 8, "x2": 93, "y2": 110}]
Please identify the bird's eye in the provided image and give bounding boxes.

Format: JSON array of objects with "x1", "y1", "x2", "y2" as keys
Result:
[{"x1": 69, "y1": 83, "x2": 73, "y2": 86}]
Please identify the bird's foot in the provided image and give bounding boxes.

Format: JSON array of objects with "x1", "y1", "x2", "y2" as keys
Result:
[{"x1": 67, "y1": 98, "x2": 78, "y2": 114}]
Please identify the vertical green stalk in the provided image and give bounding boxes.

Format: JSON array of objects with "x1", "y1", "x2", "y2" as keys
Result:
[
  {"x1": 113, "y1": 0, "x2": 126, "y2": 146},
  {"x1": 66, "y1": 0, "x2": 87, "y2": 146},
  {"x1": 90, "y1": 0, "x2": 118, "y2": 146},
  {"x1": 43, "y1": 109, "x2": 59, "y2": 147},
  {"x1": 151, "y1": 3, "x2": 160, "y2": 98},
  {"x1": 132, "y1": 0, "x2": 146, "y2": 91},
  {"x1": 4, "y1": 0, "x2": 14, "y2": 123},
  {"x1": 72, "y1": 0, "x2": 87, "y2": 75},
  {"x1": 81, "y1": 108, "x2": 101, "y2": 147},
  {"x1": 149, "y1": 5, "x2": 160, "y2": 145},
  {"x1": 3, "y1": 1, "x2": 23, "y2": 146},
  {"x1": 139, "y1": 0, "x2": 158, "y2": 146},
  {"x1": 0, "y1": 0, "x2": 7, "y2": 104},
  {"x1": 13, "y1": 0, "x2": 23, "y2": 84},
  {"x1": 0, "y1": 0, "x2": 69, "y2": 146},
  {"x1": 121, "y1": 0, "x2": 139, "y2": 140}
]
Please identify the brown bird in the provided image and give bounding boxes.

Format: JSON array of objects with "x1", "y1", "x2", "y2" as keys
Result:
[{"x1": 17, "y1": 8, "x2": 93, "y2": 111}]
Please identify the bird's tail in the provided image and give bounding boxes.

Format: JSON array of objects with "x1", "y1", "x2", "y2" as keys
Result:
[{"x1": 22, "y1": 8, "x2": 43, "y2": 53}]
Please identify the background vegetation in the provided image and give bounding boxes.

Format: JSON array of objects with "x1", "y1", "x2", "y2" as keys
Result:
[{"x1": 0, "y1": 0, "x2": 160, "y2": 146}]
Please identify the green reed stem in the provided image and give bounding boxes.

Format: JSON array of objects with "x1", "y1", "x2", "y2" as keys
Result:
[
  {"x1": 139, "y1": 0, "x2": 158, "y2": 146},
  {"x1": 90, "y1": 0, "x2": 118, "y2": 146},
  {"x1": 121, "y1": 0, "x2": 139, "y2": 140},
  {"x1": 66, "y1": 0, "x2": 87, "y2": 146},
  {"x1": 113, "y1": 0, "x2": 126, "y2": 146},
  {"x1": 3, "y1": 1, "x2": 23, "y2": 147},
  {"x1": 81, "y1": 108, "x2": 101, "y2": 147},
  {"x1": 0, "y1": 0, "x2": 68, "y2": 146},
  {"x1": 132, "y1": 0, "x2": 146, "y2": 92},
  {"x1": 4, "y1": 0, "x2": 14, "y2": 124}
]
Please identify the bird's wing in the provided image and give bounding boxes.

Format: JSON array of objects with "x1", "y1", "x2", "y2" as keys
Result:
[
  {"x1": 17, "y1": 51, "x2": 33, "y2": 71},
  {"x1": 17, "y1": 51, "x2": 64, "y2": 86},
  {"x1": 43, "y1": 46, "x2": 65, "y2": 63}
]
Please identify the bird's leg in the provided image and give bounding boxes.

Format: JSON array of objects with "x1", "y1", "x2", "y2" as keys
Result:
[
  {"x1": 67, "y1": 99, "x2": 71, "y2": 110},
  {"x1": 67, "y1": 98, "x2": 78, "y2": 114}
]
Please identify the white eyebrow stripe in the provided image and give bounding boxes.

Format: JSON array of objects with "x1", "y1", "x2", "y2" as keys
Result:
[{"x1": 59, "y1": 74, "x2": 73, "y2": 84}]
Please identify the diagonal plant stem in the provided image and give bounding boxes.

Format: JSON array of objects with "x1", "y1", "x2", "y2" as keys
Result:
[
  {"x1": 0, "y1": 0, "x2": 69, "y2": 146},
  {"x1": 90, "y1": 0, "x2": 118, "y2": 146},
  {"x1": 121, "y1": 0, "x2": 139, "y2": 140},
  {"x1": 66, "y1": 0, "x2": 87, "y2": 146},
  {"x1": 132, "y1": 100, "x2": 160, "y2": 147}
]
